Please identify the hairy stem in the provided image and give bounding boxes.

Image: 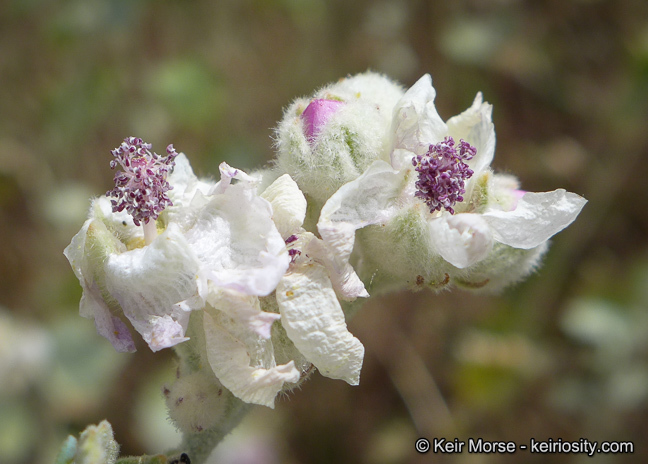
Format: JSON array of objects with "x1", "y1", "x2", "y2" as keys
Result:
[{"x1": 167, "y1": 313, "x2": 253, "y2": 464}]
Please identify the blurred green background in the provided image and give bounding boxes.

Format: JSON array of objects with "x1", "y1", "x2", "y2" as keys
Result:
[{"x1": 1, "y1": 0, "x2": 648, "y2": 463}]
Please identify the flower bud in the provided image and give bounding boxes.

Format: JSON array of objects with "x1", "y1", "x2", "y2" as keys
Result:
[
  {"x1": 274, "y1": 72, "x2": 404, "y2": 205},
  {"x1": 164, "y1": 371, "x2": 230, "y2": 434},
  {"x1": 55, "y1": 421, "x2": 119, "y2": 464}
]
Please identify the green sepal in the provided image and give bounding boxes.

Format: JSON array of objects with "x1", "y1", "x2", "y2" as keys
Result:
[
  {"x1": 54, "y1": 436, "x2": 77, "y2": 464},
  {"x1": 74, "y1": 420, "x2": 120, "y2": 464},
  {"x1": 84, "y1": 219, "x2": 125, "y2": 312}
]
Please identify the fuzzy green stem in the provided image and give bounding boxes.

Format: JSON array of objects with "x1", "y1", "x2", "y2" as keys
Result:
[
  {"x1": 175, "y1": 401, "x2": 251, "y2": 464},
  {"x1": 167, "y1": 312, "x2": 253, "y2": 464}
]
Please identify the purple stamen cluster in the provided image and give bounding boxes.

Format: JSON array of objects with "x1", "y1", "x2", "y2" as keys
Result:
[
  {"x1": 285, "y1": 235, "x2": 301, "y2": 263},
  {"x1": 412, "y1": 136, "x2": 476, "y2": 215},
  {"x1": 106, "y1": 137, "x2": 178, "y2": 226}
]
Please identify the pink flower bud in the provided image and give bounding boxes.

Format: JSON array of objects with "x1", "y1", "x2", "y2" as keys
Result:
[{"x1": 301, "y1": 99, "x2": 345, "y2": 143}]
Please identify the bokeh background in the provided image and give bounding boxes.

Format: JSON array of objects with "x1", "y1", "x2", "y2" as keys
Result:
[{"x1": 1, "y1": 0, "x2": 648, "y2": 463}]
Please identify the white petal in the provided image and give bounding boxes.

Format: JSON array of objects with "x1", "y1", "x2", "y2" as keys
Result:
[
  {"x1": 318, "y1": 160, "x2": 405, "y2": 285},
  {"x1": 64, "y1": 219, "x2": 136, "y2": 352},
  {"x1": 64, "y1": 219, "x2": 93, "y2": 305},
  {"x1": 261, "y1": 174, "x2": 307, "y2": 239},
  {"x1": 276, "y1": 264, "x2": 364, "y2": 385},
  {"x1": 207, "y1": 289, "x2": 281, "y2": 339},
  {"x1": 167, "y1": 153, "x2": 215, "y2": 209},
  {"x1": 428, "y1": 213, "x2": 494, "y2": 268},
  {"x1": 212, "y1": 162, "x2": 259, "y2": 194},
  {"x1": 391, "y1": 74, "x2": 447, "y2": 155},
  {"x1": 104, "y1": 223, "x2": 200, "y2": 352},
  {"x1": 184, "y1": 183, "x2": 290, "y2": 296},
  {"x1": 203, "y1": 311, "x2": 300, "y2": 408},
  {"x1": 303, "y1": 236, "x2": 369, "y2": 299},
  {"x1": 482, "y1": 189, "x2": 587, "y2": 249},
  {"x1": 446, "y1": 92, "x2": 496, "y2": 175},
  {"x1": 390, "y1": 148, "x2": 417, "y2": 172}
]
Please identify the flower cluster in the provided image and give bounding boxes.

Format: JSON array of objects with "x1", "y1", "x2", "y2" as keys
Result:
[
  {"x1": 107, "y1": 137, "x2": 177, "y2": 226},
  {"x1": 313, "y1": 74, "x2": 587, "y2": 292},
  {"x1": 66, "y1": 72, "x2": 586, "y2": 418},
  {"x1": 413, "y1": 136, "x2": 476, "y2": 214}
]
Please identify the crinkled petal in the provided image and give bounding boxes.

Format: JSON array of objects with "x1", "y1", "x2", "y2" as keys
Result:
[
  {"x1": 103, "y1": 223, "x2": 200, "y2": 352},
  {"x1": 212, "y1": 162, "x2": 259, "y2": 194},
  {"x1": 147, "y1": 314, "x2": 190, "y2": 351},
  {"x1": 391, "y1": 74, "x2": 448, "y2": 157},
  {"x1": 207, "y1": 289, "x2": 281, "y2": 339},
  {"x1": 203, "y1": 311, "x2": 300, "y2": 408},
  {"x1": 261, "y1": 174, "x2": 307, "y2": 239},
  {"x1": 276, "y1": 263, "x2": 364, "y2": 385},
  {"x1": 303, "y1": 236, "x2": 368, "y2": 299},
  {"x1": 167, "y1": 153, "x2": 216, "y2": 209},
  {"x1": 318, "y1": 160, "x2": 406, "y2": 289},
  {"x1": 390, "y1": 148, "x2": 417, "y2": 172},
  {"x1": 446, "y1": 92, "x2": 495, "y2": 175},
  {"x1": 428, "y1": 213, "x2": 494, "y2": 268},
  {"x1": 184, "y1": 183, "x2": 289, "y2": 296},
  {"x1": 482, "y1": 189, "x2": 587, "y2": 249}
]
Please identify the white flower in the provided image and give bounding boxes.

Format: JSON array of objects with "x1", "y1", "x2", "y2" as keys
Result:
[
  {"x1": 64, "y1": 139, "x2": 289, "y2": 352},
  {"x1": 200, "y1": 174, "x2": 366, "y2": 408},
  {"x1": 318, "y1": 75, "x2": 587, "y2": 291}
]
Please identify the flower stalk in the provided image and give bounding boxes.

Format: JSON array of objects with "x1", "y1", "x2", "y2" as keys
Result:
[{"x1": 143, "y1": 220, "x2": 157, "y2": 245}]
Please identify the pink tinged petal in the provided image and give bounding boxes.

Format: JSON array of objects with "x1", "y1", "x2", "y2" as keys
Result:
[
  {"x1": 391, "y1": 74, "x2": 448, "y2": 156},
  {"x1": 147, "y1": 315, "x2": 190, "y2": 352},
  {"x1": 103, "y1": 224, "x2": 201, "y2": 352},
  {"x1": 318, "y1": 160, "x2": 406, "y2": 293},
  {"x1": 276, "y1": 264, "x2": 365, "y2": 385},
  {"x1": 212, "y1": 162, "x2": 258, "y2": 194},
  {"x1": 184, "y1": 183, "x2": 290, "y2": 296},
  {"x1": 482, "y1": 189, "x2": 587, "y2": 249},
  {"x1": 301, "y1": 99, "x2": 345, "y2": 143},
  {"x1": 446, "y1": 92, "x2": 496, "y2": 176},
  {"x1": 106, "y1": 316, "x2": 137, "y2": 352},
  {"x1": 304, "y1": 237, "x2": 368, "y2": 300},
  {"x1": 83, "y1": 282, "x2": 136, "y2": 353},
  {"x1": 261, "y1": 174, "x2": 307, "y2": 239},
  {"x1": 207, "y1": 290, "x2": 281, "y2": 340},
  {"x1": 428, "y1": 213, "x2": 494, "y2": 268},
  {"x1": 203, "y1": 312, "x2": 300, "y2": 408},
  {"x1": 510, "y1": 189, "x2": 527, "y2": 211}
]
